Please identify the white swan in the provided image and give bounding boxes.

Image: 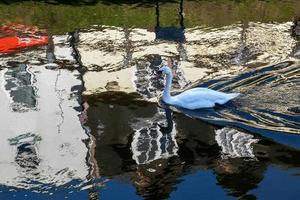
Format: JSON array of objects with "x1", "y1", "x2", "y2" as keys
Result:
[{"x1": 159, "y1": 66, "x2": 239, "y2": 110}]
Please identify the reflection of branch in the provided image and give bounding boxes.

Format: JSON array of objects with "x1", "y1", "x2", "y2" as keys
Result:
[
  {"x1": 54, "y1": 69, "x2": 65, "y2": 134},
  {"x1": 122, "y1": 28, "x2": 133, "y2": 69},
  {"x1": 234, "y1": 22, "x2": 248, "y2": 65},
  {"x1": 46, "y1": 35, "x2": 56, "y2": 63},
  {"x1": 26, "y1": 65, "x2": 38, "y2": 110},
  {"x1": 156, "y1": 0, "x2": 160, "y2": 27},
  {"x1": 179, "y1": 0, "x2": 184, "y2": 29}
]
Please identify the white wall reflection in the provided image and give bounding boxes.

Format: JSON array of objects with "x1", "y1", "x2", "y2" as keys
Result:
[
  {"x1": 215, "y1": 127, "x2": 259, "y2": 159},
  {"x1": 0, "y1": 34, "x2": 89, "y2": 190},
  {"x1": 131, "y1": 108, "x2": 178, "y2": 165}
]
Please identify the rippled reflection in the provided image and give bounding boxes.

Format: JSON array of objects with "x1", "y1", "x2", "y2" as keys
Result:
[
  {"x1": 3, "y1": 63, "x2": 37, "y2": 112},
  {"x1": 215, "y1": 127, "x2": 259, "y2": 159},
  {"x1": 80, "y1": 22, "x2": 299, "y2": 97},
  {"x1": 0, "y1": 2, "x2": 300, "y2": 198},
  {"x1": 131, "y1": 107, "x2": 178, "y2": 165},
  {"x1": 166, "y1": 61, "x2": 300, "y2": 149},
  {"x1": 83, "y1": 94, "x2": 300, "y2": 200},
  {"x1": 0, "y1": 33, "x2": 90, "y2": 198}
]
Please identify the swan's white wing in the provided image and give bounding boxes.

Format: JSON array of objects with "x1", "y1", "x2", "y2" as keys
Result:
[
  {"x1": 174, "y1": 87, "x2": 225, "y2": 101},
  {"x1": 173, "y1": 87, "x2": 239, "y2": 108}
]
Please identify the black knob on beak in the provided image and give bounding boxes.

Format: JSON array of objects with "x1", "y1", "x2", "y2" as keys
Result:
[{"x1": 156, "y1": 70, "x2": 163, "y2": 79}]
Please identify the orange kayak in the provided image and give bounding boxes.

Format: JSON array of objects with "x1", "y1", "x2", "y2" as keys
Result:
[{"x1": 0, "y1": 23, "x2": 48, "y2": 53}]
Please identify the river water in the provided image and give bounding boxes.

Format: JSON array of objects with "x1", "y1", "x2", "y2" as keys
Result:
[{"x1": 0, "y1": 0, "x2": 300, "y2": 200}]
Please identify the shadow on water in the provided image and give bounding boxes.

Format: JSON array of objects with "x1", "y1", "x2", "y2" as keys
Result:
[
  {"x1": 155, "y1": 0, "x2": 185, "y2": 42},
  {"x1": 84, "y1": 92, "x2": 300, "y2": 200}
]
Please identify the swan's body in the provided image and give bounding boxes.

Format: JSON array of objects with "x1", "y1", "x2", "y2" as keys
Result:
[{"x1": 159, "y1": 66, "x2": 239, "y2": 110}]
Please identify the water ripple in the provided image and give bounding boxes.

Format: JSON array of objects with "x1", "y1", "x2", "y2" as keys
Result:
[{"x1": 166, "y1": 61, "x2": 300, "y2": 148}]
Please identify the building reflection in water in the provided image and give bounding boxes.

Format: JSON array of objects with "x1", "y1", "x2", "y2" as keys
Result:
[
  {"x1": 0, "y1": 34, "x2": 90, "y2": 194},
  {"x1": 80, "y1": 21, "x2": 298, "y2": 97},
  {"x1": 3, "y1": 62, "x2": 37, "y2": 112},
  {"x1": 155, "y1": 0, "x2": 185, "y2": 43},
  {"x1": 215, "y1": 127, "x2": 259, "y2": 159},
  {"x1": 84, "y1": 93, "x2": 300, "y2": 200},
  {"x1": 0, "y1": 3, "x2": 299, "y2": 198}
]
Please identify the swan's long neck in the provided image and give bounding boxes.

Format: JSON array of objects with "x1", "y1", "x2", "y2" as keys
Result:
[{"x1": 163, "y1": 73, "x2": 173, "y2": 102}]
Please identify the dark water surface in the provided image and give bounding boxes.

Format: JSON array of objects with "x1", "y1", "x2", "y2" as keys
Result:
[{"x1": 0, "y1": 0, "x2": 300, "y2": 200}]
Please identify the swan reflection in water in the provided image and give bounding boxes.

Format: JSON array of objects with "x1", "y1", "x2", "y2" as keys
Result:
[
  {"x1": 84, "y1": 94, "x2": 300, "y2": 200},
  {"x1": 131, "y1": 104, "x2": 264, "y2": 199},
  {"x1": 131, "y1": 106, "x2": 178, "y2": 165},
  {"x1": 131, "y1": 105, "x2": 181, "y2": 198}
]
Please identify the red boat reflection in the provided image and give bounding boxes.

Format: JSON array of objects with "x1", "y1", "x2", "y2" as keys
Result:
[{"x1": 0, "y1": 23, "x2": 48, "y2": 53}]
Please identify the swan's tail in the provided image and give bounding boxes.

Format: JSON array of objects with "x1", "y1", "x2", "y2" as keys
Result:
[{"x1": 228, "y1": 93, "x2": 240, "y2": 100}]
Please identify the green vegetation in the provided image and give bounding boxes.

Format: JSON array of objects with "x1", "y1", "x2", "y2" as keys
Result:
[{"x1": 0, "y1": 0, "x2": 299, "y2": 34}]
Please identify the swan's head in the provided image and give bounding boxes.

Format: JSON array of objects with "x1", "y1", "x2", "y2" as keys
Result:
[{"x1": 158, "y1": 65, "x2": 172, "y2": 76}]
